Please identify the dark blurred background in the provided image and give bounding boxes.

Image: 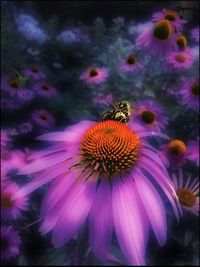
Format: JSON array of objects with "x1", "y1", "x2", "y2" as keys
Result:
[{"x1": 14, "y1": 0, "x2": 199, "y2": 26}]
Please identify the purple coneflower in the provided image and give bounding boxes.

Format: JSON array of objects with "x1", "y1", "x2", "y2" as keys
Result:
[
  {"x1": 1, "y1": 149, "x2": 27, "y2": 175},
  {"x1": 136, "y1": 19, "x2": 176, "y2": 56},
  {"x1": 1, "y1": 226, "x2": 21, "y2": 262},
  {"x1": 175, "y1": 35, "x2": 188, "y2": 51},
  {"x1": 118, "y1": 54, "x2": 143, "y2": 73},
  {"x1": 131, "y1": 100, "x2": 169, "y2": 132},
  {"x1": 1, "y1": 76, "x2": 33, "y2": 101},
  {"x1": 190, "y1": 27, "x2": 199, "y2": 43},
  {"x1": 152, "y1": 9, "x2": 187, "y2": 32},
  {"x1": 160, "y1": 139, "x2": 188, "y2": 169},
  {"x1": 179, "y1": 79, "x2": 199, "y2": 111},
  {"x1": 186, "y1": 139, "x2": 199, "y2": 166},
  {"x1": 22, "y1": 66, "x2": 46, "y2": 80},
  {"x1": 14, "y1": 119, "x2": 181, "y2": 265},
  {"x1": 172, "y1": 170, "x2": 199, "y2": 215},
  {"x1": 166, "y1": 50, "x2": 193, "y2": 70},
  {"x1": 33, "y1": 82, "x2": 57, "y2": 98},
  {"x1": 79, "y1": 67, "x2": 108, "y2": 85},
  {"x1": 32, "y1": 109, "x2": 55, "y2": 128},
  {"x1": 1, "y1": 182, "x2": 28, "y2": 220}
]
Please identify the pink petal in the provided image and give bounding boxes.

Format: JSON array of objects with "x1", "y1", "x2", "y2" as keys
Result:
[
  {"x1": 89, "y1": 179, "x2": 113, "y2": 260},
  {"x1": 13, "y1": 160, "x2": 73, "y2": 200},
  {"x1": 112, "y1": 177, "x2": 148, "y2": 265},
  {"x1": 134, "y1": 169, "x2": 167, "y2": 246},
  {"x1": 51, "y1": 179, "x2": 96, "y2": 248},
  {"x1": 139, "y1": 158, "x2": 182, "y2": 220}
]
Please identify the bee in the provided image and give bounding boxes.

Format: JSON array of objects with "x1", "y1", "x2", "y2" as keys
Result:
[{"x1": 101, "y1": 100, "x2": 132, "y2": 123}]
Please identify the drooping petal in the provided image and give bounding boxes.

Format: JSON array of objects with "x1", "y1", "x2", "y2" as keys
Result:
[
  {"x1": 112, "y1": 177, "x2": 148, "y2": 265},
  {"x1": 139, "y1": 158, "x2": 182, "y2": 219},
  {"x1": 51, "y1": 179, "x2": 96, "y2": 248},
  {"x1": 134, "y1": 169, "x2": 167, "y2": 246},
  {"x1": 89, "y1": 179, "x2": 113, "y2": 260},
  {"x1": 18, "y1": 152, "x2": 71, "y2": 175},
  {"x1": 13, "y1": 160, "x2": 74, "y2": 200}
]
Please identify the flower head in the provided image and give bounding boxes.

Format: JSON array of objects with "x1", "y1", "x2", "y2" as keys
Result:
[
  {"x1": 178, "y1": 79, "x2": 199, "y2": 111},
  {"x1": 32, "y1": 109, "x2": 55, "y2": 128},
  {"x1": 152, "y1": 9, "x2": 187, "y2": 32},
  {"x1": 136, "y1": 19, "x2": 176, "y2": 56},
  {"x1": 79, "y1": 67, "x2": 109, "y2": 85},
  {"x1": 176, "y1": 35, "x2": 188, "y2": 50},
  {"x1": 118, "y1": 54, "x2": 143, "y2": 73},
  {"x1": 33, "y1": 82, "x2": 57, "y2": 98},
  {"x1": 1, "y1": 76, "x2": 33, "y2": 101},
  {"x1": 22, "y1": 66, "x2": 46, "y2": 80},
  {"x1": 131, "y1": 99, "x2": 169, "y2": 132},
  {"x1": 172, "y1": 170, "x2": 199, "y2": 215},
  {"x1": 1, "y1": 182, "x2": 28, "y2": 220},
  {"x1": 1, "y1": 226, "x2": 21, "y2": 262},
  {"x1": 15, "y1": 119, "x2": 181, "y2": 265},
  {"x1": 160, "y1": 139, "x2": 188, "y2": 169},
  {"x1": 166, "y1": 50, "x2": 193, "y2": 70},
  {"x1": 1, "y1": 149, "x2": 28, "y2": 175}
]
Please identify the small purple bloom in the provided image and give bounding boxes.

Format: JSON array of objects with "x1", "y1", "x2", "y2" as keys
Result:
[
  {"x1": 1, "y1": 226, "x2": 21, "y2": 262},
  {"x1": 166, "y1": 50, "x2": 193, "y2": 70},
  {"x1": 136, "y1": 19, "x2": 176, "y2": 56},
  {"x1": 1, "y1": 76, "x2": 33, "y2": 101},
  {"x1": 152, "y1": 9, "x2": 187, "y2": 33},
  {"x1": 33, "y1": 81, "x2": 57, "y2": 98},
  {"x1": 1, "y1": 181, "x2": 28, "y2": 220},
  {"x1": 172, "y1": 170, "x2": 199, "y2": 215},
  {"x1": 160, "y1": 139, "x2": 188, "y2": 170},
  {"x1": 1, "y1": 130, "x2": 11, "y2": 148},
  {"x1": 79, "y1": 67, "x2": 109, "y2": 85},
  {"x1": 118, "y1": 54, "x2": 143, "y2": 73},
  {"x1": 178, "y1": 78, "x2": 199, "y2": 111},
  {"x1": 131, "y1": 99, "x2": 169, "y2": 132},
  {"x1": 32, "y1": 109, "x2": 55, "y2": 128},
  {"x1": 22, "y1": 66, "x2": 46, "y2": 80}
]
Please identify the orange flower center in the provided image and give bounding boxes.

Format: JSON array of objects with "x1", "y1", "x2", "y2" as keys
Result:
[
  {"x1": 175, "y1": 54, "x2": 186, "y2": 63},
  {"x1": 1, "y1": 193, "x2": 13, "y2": 208},
  {"x1": 191, "y1": 82, "x2": 199, "y2": 96},
  {"x1": 176, "y1": 188, "x2": 196, "y2": 207},
  {"x1": 42, "y1": 84, "x2": 49, "y2": 91},
  {"x1": 153, "y1": 20, "x2": 172, "y2": 40},
  {"x1": 142, "y1": 110, "x2": 156, "y2": 124},
  {"x1": 165, "y1": 10, "x2": 178, "y2": 21},
  {"x1": 176, "y1": 35, "x2": 187, "y2": 50},
  {"x1": 127, "y1": 55, "x2": 136, "y2": 64},
  {"x1": 169, "y1": 139, "x2": 186, "y2": 155},
  {"x1": 31, "y1": 67, "x2": 39, "y2": 73},
  {"x1": 80, "y1": 121, "x2": 140, "y2": 176},
  {"x1": 89, "y1": 68, "x2": 98, "y2": 77},
  {"x1": 9, "y1": 79, "x2": 21, "y2": 89}
]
